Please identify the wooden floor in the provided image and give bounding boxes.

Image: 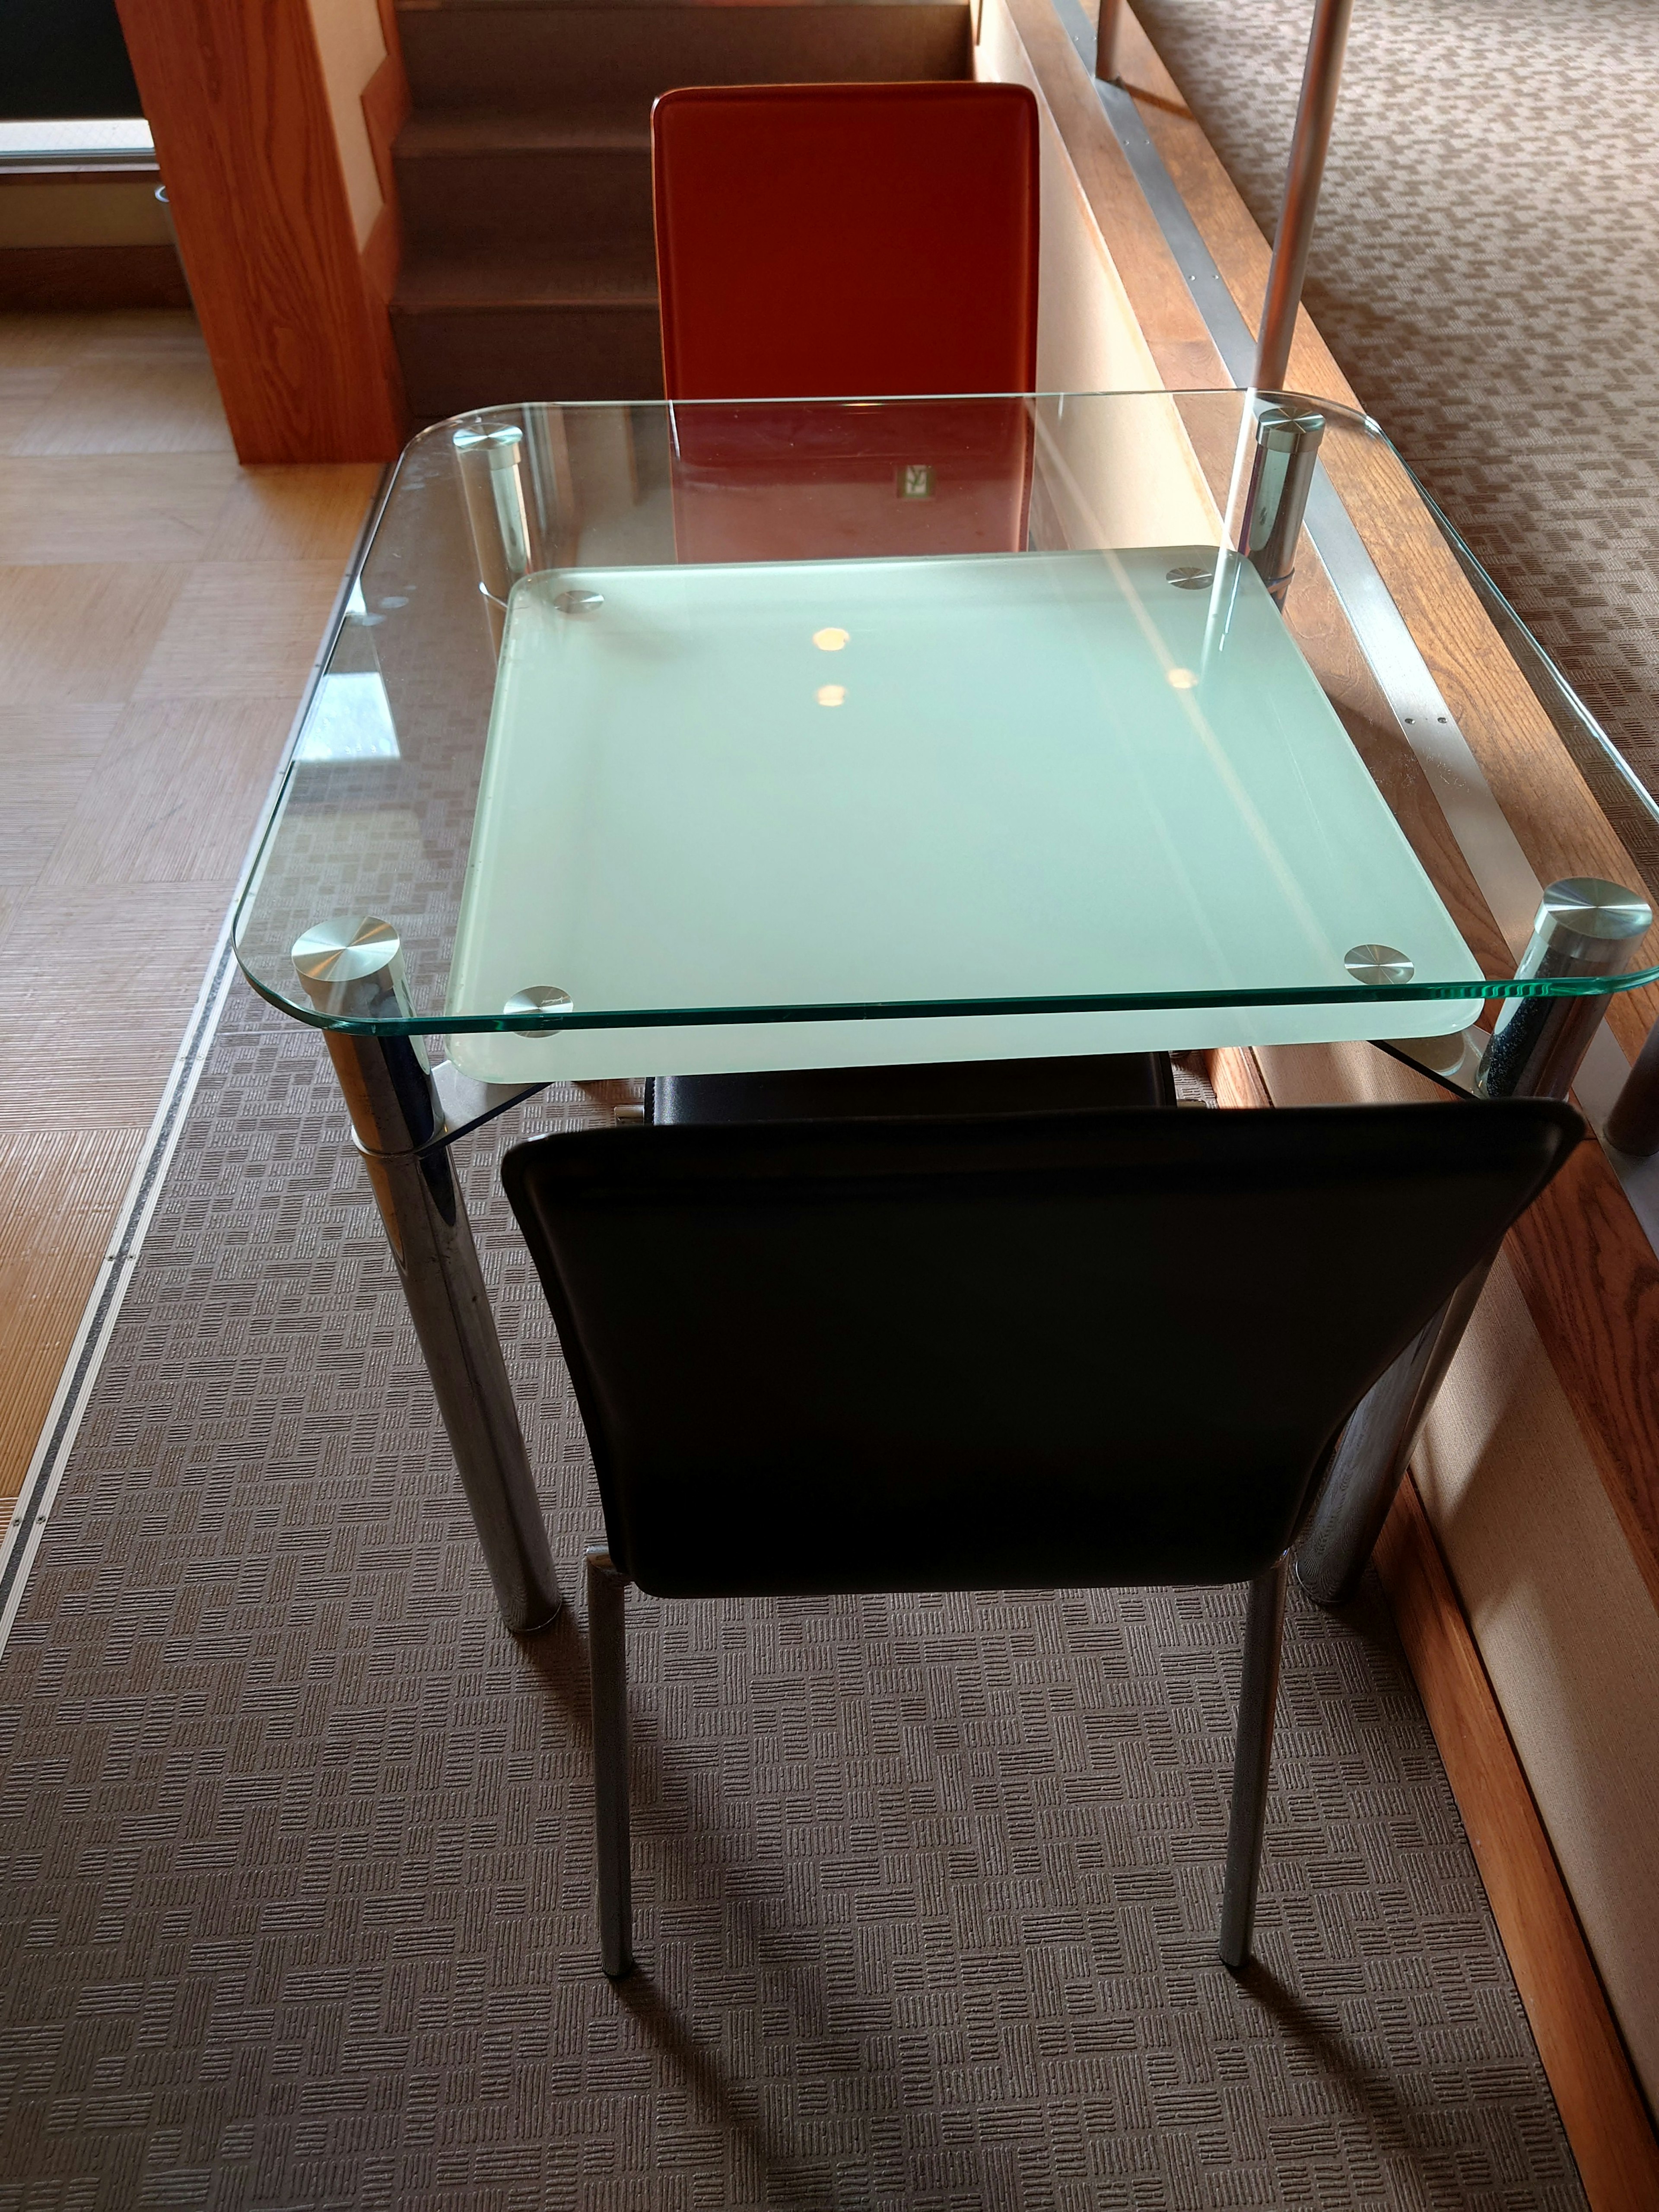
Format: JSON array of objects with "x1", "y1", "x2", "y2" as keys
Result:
[{"x1": 0, "y1": 310, "x2": 378, "y2": 1517}]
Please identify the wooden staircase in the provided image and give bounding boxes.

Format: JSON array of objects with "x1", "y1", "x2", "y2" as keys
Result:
[{"x1": 390, "y1": 0, "x2": 975, "y2": 419}]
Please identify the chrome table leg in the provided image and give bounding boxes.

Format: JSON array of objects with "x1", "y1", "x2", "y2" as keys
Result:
[
  {"x1": 1297, "y1": 877, "x2": 1653, "y2": 1607},
  {"x1": 293, "y1": 917, "x2": 563, "y2": 1635}
]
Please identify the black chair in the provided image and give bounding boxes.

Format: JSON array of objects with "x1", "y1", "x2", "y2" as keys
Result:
[
  {"x1": 648, "y1": 1050, "x2": 1176, "y2": 1126},
  {"x1": 502, "y1": 1099, "x2": 1581, "y2": 1978}
]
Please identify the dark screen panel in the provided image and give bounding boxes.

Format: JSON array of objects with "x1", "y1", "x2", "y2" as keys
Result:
[{"x1": 0, "y1": 0, "x2": 143, "y2": 120}]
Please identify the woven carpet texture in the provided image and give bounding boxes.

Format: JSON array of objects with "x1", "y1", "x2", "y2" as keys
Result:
[
  {"x1": 0, "y1": 975, "x2": 1586, "y2": 2209},
  {"x1": 1132, "y1": 0, "x2": 1659, "y2": 839}
]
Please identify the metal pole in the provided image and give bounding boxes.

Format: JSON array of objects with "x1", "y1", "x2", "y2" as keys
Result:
[
  {"x1": 453, "y1": 422, "x2": 534, "y2": 654},
  {"x1": 1297, "y1": 876, "x2": 1652, "y2": 1608},
  {"x1": 1476, "y1": 878, "x2": 1654, "y2": 1100},
  {"x1": 292, "y1": 915, "x2": 563, "y2": 1636},
  {"x1": 1096, "y1": 0, "x2": 1125, "y2": 81},
  {"x1": 1251, "y1": 0, "x2": 1355, "y2": 396},
  {"x1": 1237, "y1": 404, "x2": 1325, "y2": 607}
]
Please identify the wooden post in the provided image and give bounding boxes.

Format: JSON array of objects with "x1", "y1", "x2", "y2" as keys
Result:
[{"x1": 113, "y1": 0, "x2": 407, "y2": 463}]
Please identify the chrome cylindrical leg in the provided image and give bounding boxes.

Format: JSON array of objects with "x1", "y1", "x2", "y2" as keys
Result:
[
  {"x1": 1297, "y1": 876, "x2": 1652, "y2": 1607},
  {"x1": 1220, "y1": 1554, "x2": 1288, "y2": 1972},
  {"x1": 1251, "y1": 0, "x2": 1355, "y2": 395},
  {"x1": 1239, "y1": 404, "x2": 1325, "y2": 609},
  {"x1": 586, "y1": 1546, "x2": 634, "y2": 1979},
  {"x1": 453, "y1": 421, "x2": 534, "y2": 653},
  {"x1": 293, "y1": 917, "x2": 563, "y2": 1635},
  {"x1": 1477, "y1": 877, "x2": 1654, "y2": 1100}
]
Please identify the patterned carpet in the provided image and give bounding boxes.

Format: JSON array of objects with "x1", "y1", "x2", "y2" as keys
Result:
[
  {"x1": 1132, "y1": 0, "x2": 1659, "y2": 810},
  {"x1": 0, "y1": 974, "x2": 1586, "y2": 2207}
]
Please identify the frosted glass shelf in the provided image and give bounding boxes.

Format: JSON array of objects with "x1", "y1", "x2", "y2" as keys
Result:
[{"x1": 448, "y1": 546, "x2": 1478, "y2": 1083}]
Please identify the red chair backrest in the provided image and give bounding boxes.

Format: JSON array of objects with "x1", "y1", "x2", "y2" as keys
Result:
[{"x1": 652, "y1": 82, "x2": 1041, "y2": 402}]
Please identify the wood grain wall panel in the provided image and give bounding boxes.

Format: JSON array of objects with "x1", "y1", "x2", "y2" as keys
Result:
[
  {"x1": 111, "y1": 0, "x2": 407, "y2": 463},
  {"x1": 1376, "y1": 1476, "x2": 1659, "y2": 2211},
  {"x1": 1504, "y1": 1140, "x2": 1659, "y2": 1612},
  {"x1": 1206, "y1": 1045, "x2": 1271, "y2": 1111}
]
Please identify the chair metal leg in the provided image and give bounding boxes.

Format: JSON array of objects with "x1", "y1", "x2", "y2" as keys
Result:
[
  {"x1": 586, "y1": 1546, "x2": 634, "y2": 1978},
  {"x1": 1219, "y1": 1554, "x2": 1289, "y2": 1971}
]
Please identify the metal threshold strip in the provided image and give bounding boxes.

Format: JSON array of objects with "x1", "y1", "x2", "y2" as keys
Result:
[{"x1": 1047, "y1": 0, "x2": 1659, "y2": 1255}]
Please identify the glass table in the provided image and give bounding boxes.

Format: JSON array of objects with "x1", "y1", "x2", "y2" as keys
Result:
[{"x1": 235, "y1": 391, "x2": 1659, "y2": 1632}]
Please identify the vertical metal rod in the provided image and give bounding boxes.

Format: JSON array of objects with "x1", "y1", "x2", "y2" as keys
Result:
[
  {"x1": 453, "y1": 422, "x2": 534, "y2": 654},
  {"x1": 1095, "y1": 0, "x2": 1125, "y2": 80},
  {"x1": 1296, "y1": 876, "x2": 1652, "y2": 1607},
  {"x1": 292, "y1": 916, "x2": 563, "y2": 1636},
  {"x1": 1251, "y1": 0, "x2": 1355, "y2": 395},
  {"x1": 587, "y1": 1546, "x2": 634, "y2": 1978},
  {"x1": 1220, "y1": 1554, "x2": 1288, "y2": 1972},
  {"x1": 1237, "y1": 404, "x2": 1325, "y2": 608}
]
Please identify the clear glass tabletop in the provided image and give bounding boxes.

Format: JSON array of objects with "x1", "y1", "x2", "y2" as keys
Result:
[{"x1": 234, "y1": 391, "x2": 1659, "y2": 1085}]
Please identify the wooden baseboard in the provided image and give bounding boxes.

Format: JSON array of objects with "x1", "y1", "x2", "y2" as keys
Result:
[
  {"x1": 0, "y1": 243, "x2": 189, "y2": 310},
  {"x1": 1375, "y1": 1476, "x2": 1659, "y2": 2209}
]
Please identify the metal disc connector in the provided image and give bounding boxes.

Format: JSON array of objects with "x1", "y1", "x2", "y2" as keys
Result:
[
  {"x1": 1344, "y1": 944, "x2": 1414, "y2": 987},
  {"x1": 292, "y1": 915, "x2": 407, "y2": 1021},
  {"x1": 505, "y1": 986, "x2": 575, "y2": 1020}
]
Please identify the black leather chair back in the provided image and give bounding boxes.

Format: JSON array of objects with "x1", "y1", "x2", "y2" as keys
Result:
[{"x1": 503, "y1": 1102, "x2": 1579, "y2": 1599}]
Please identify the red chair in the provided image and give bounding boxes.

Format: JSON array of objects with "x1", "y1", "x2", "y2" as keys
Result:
[
  {"x1": 652, "y1": 81, "x2": 1040, "y2": 401},
  {"x1": 652, "y1": 82, "x2": 1040, "y2": 560}
]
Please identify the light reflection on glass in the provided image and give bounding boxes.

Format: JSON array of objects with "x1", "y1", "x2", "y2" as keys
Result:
[{"x1": 295, "y1": 671, "x2": 401, "y2": 761}]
